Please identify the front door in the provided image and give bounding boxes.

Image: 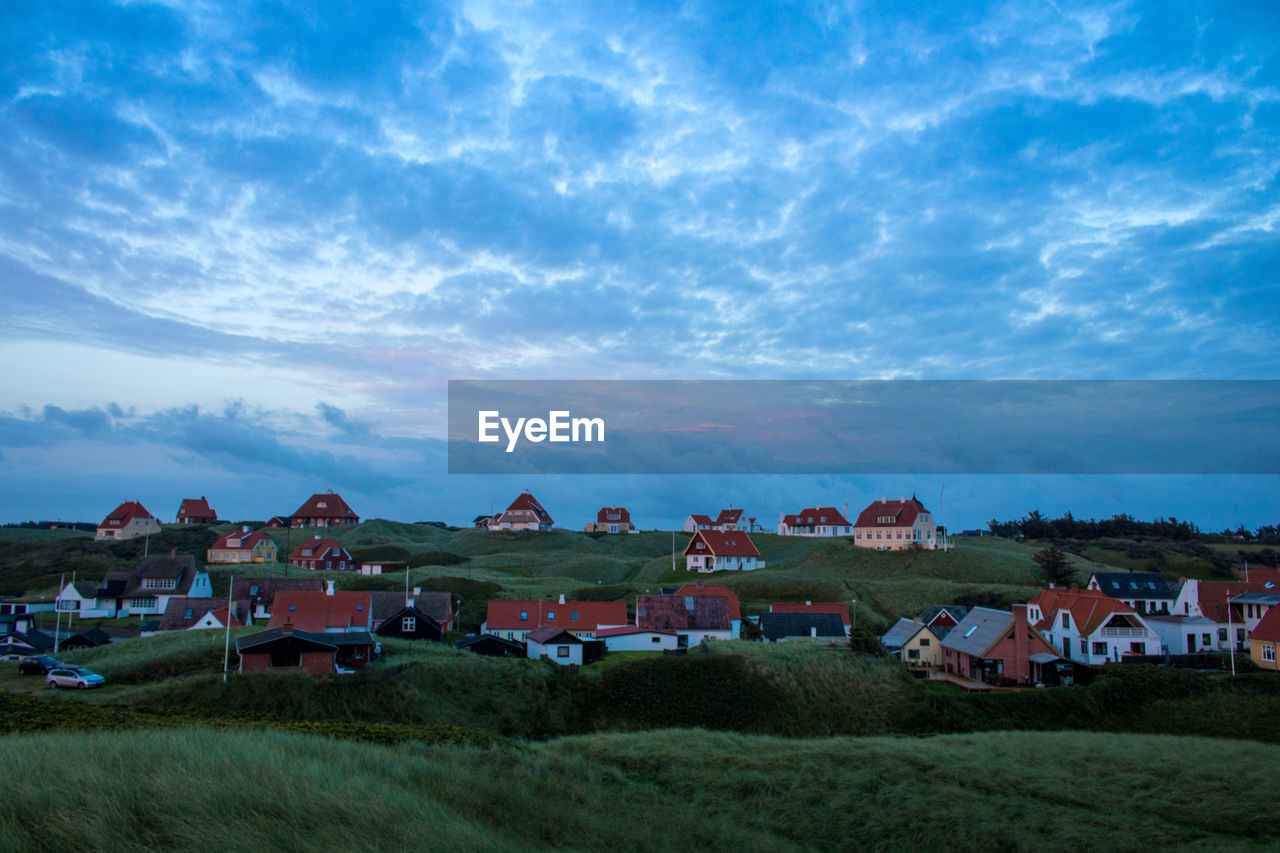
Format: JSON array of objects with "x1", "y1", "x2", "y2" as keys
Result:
[{"x1": 1186, "y1": 633, "x2": 1196, "y2": 653}]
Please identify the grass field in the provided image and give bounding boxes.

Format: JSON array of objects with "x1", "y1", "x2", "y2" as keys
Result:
[{"x1": 1, "y1": 726, "x2": 1277, "y2": 852}]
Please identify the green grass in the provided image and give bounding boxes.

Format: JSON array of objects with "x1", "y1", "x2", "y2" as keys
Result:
[{"x1": 0, "y1": 726, "x2": 1277, "y2": 852}]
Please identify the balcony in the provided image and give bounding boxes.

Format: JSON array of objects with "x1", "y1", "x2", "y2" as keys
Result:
[{"x1": 1099, "y1": 627, "x2": 1149, "y2": 638}]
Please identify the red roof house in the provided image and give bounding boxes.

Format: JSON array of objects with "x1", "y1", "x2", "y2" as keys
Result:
[
  {"x1": 287, "y1": 537, "x2": 353, "y2": 571},
  {"x1": 683, "y1": 509, "x2": 746, "y2": 533},
  {"x1": 95, "y1": 501, "x2": 162, "y2": 541},
  {"x1": 777, "y1": 505, "x2": 852, "y2": 537},
  {"x1": 683, "y1": 530, "x2": 764, "y2": 573},
  {"x1": 1248, "y1": 606, "x2": 1280, "y2": 671},
  {"x1": 482, "y1": 598, "x2": 626, "y2": 640},
  {"x1": 268, "y1": 587, "x2": 373, "y2": 632},
  {"x1": 290, "y1": 491, "x2": 359, "y2": 528},
  {"x1": 673, "y1": 582, "x2": 742, "y2": 624},
  {"x1": 853, "y1": 496, "x2": 938, "y2": 550},
  {"x1": 587, "y1": 507, "x2": 632, "y2": 533},
  {"x1": 492, "y1": 492, "x2": 554, "y2": 531},
  {"x1": 207, "y1": 529, "x2": 278, "y2": 564},
  {"x1": 176, "y1": 497, "x2": 218, "y2": 525}
]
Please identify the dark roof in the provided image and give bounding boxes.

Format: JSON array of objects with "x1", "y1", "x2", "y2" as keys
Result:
[
  {"x1": 919, "y1": 604, "x2": 969, "y2": 626},
  {"x1": 455, "y1": 633, "x2": 525, "y2": 655},
  {"x1": 158, "y1": 597, "x2": 239, "y2": 631},
  {"x1": 70, "y1": 580, "x2": 99, "y2": 599},
  {"x1": 881, "y1": 618, "x2": 927, "y2": 649},
  {"x1": 526, "y1": 625, "x2": 582, "y2": 644},
  {"x1": 636, "y1": 594, "x2": 731, "y2": 631},
  {"x1": 758, "y1": 611, "x2": 845, "y2": 641},
  {"x1": 370, "y1": 590, "x2": 452, "y2": 624},
  {"x1": 121, "y1": 554, "x2": 201, "y2": 598},
  {"x1": 68, "y1": 627, "x2": 111, "y2": 646},
  {"x1": 0, "y1": 628, "x2": 54, "y2": 652},
  {"x1": 232, "y1": 577, "x2": 325, "y2": 618},
  {"x1": 374, "y1": 605, "x2": 443, "y2": 635},
  {"x1": 1090, "y1": 572, "x2": 1181, "y2": 600},
  {"x1": 236, "y1": 626, "x2": 336, "y2": 652},
  {"x1": 940, "y1": 607, "x2": 1012, "y2": 657}
]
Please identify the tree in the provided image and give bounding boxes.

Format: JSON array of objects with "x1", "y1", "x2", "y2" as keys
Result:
[{"x1": 1034, "y1": 544, "x2": 1073, "y2": 585}]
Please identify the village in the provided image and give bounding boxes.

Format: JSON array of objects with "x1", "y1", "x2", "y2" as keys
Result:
[{"x1": 4, "y1": 490, "x2": 1276, "y2": 690}]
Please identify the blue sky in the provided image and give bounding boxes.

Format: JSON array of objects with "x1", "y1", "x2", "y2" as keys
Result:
[{"x1": 1, "y1": 0, "x2": 1277, "y2": 531}]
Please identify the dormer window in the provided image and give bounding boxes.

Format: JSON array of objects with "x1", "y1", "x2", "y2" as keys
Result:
[{"x1": 317, "y1": 501, "x2": 328, "y2": 508}]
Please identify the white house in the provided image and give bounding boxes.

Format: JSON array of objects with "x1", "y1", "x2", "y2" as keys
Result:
[
  {"x1": 777, "y1": 505, "x2": 852, "y2": 537},
  {"x1": 525, "y1": 626, "x2": 586, "y2": 665},
  {"x1": 682, "y1": 530, "x2": 764, "y2": 572},
  {"x1": 595, "y1": 626, "x2": 679, "y2": 652},
  {"x1": 1027, "y1": 586, "x2": 1163, "y2": 664}
]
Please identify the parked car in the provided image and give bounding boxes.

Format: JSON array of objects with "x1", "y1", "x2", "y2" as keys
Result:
[
  {"x1": 45, "y1": 667, "x2": 105, "y2": 690},
  {"x1": 17, "y1": 655, "x2": 62, "y2": 675}
]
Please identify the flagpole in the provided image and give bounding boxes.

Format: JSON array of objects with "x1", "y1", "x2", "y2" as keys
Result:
[
  {"x1": 223, "y1": 574, "x2": 234, "y2": 682},
  {"x1": 54, "y1": 572, "x2": 65, "y2": 654}
]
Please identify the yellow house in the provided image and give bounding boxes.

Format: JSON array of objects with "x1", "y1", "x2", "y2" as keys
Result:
[
  {"x1": 881, "y1": 618, "x2": 944, "y2": 671},
  {"x1": 852, "y1": 496, "x2": 937, "y2": 551},
  {"x1": 207, "y1": 529, "x2": 279, "y2": 564},
  {"x1": 1247, "y1": 607, "x2": 1280, "y2": 671}
]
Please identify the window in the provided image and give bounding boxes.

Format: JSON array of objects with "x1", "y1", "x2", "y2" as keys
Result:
[
  {"x1": 919, "y1": 638, "x2": 930, "y2": 647},
  {"x1": 547, "y1": 611, "x2": 556, "y2": 620},
  {"x1": 1079, "y1": 639, "x2": 1086, "y2": 654},
  {"x1": 520, "y1": 610, "x2": 528, "y2": 621},
  {"x1": 402, "y1": 616, "x2": 416, "y2": 633},
  {"x1": 1218, "y1": 628, "x2": 1228, "y2": 642},
  {"x1": 1061, "y1": 613, "x2": 1069, "y2": 629},
  {"x1": 1201, "y1": 633, "x2": 1212, "y2": 646},
  {"x1": 963, "y1": 625, "x2": 978, "y2": 638},
  {"x1": 556, "y1": 645, "x2": 570, "y2": 658},
  {"x1": 571, "y1": 611, "x2": 579, "y2": 621},
  {"x1": 184, "y1": 608, "x2": 194, "y2": 618},
  {"x1": 651, "y1": 636, "x2": 661, "y2": 644},
  {"x1": 129, "y1": 598, "x2": 157, "y2": 610},
  {"x1": 1092, "y1": 642, "x2": 1107, "y2": 656},
  {"x1": 1263, "y1": 645, "x2": 1276, "y2": 663},
  {"x1": 907, "y1": 649, "x2": 920, "y2": 660},
  {"x1": 270, "y1": 650, "x2": 302, "y2": 668},
  {"x1": 142, "y1": 578, "x2": 177, "y2": 590}
]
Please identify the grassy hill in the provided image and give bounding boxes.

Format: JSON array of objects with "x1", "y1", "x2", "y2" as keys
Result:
[{"x1": 1, "y1": 726, "x2": 1277, "y2": 852}]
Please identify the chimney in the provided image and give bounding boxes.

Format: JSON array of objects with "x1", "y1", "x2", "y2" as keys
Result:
[
  {"x1": 696, "y1": 580, "x2": 705, "y2": 590},
  {"x1": 810, "y1": 627, "x2": 818, "y2": 638},
  {"x1": 805, "y1": 600, "x2": 811, "y2": 605},
  {"x1": 281, "y1": 622, "x2": 293, "y2": 634},
  {"x1": 843, "y1": 503, "x2": 848, "y2": 519},
  {"x1": 314, "y1": 534, "x2": 321, "y2": 540},
  {"x1": 325, "y1": 580, "x2": 335, "y2": 596},
  {"x1": 1012, "y1": 604, "x2": 1031, "y2": 684},
  {"x1": 900, "y1": 495, "x2": 905, "y2": 503},
  {"x1": 242, "y1": 525, "x2": 251, "y2": 533},
  {"x1": 558, "y1": 593, "x2": 565, "y2": 605},
  {"x1": 1070, "y1": 583, "x2": 1078, "y2": 593},
  {"x1": 413, "y1": 587, "x2": 421, "y2": 596},
  {"x1": 881, "y1": 496, "x2": 886, "y2": 503},
  {"x1": 169, "y1": 548, "x2": 177, "y2": 558}
]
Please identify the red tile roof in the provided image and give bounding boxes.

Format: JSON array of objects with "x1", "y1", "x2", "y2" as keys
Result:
[
  {"x1": 498, "y1": 492, "x2": 554, "y2": 525},
  {"x1": 287, "y1": 538, "x2": 350, "y2": 564},
  {"x1": 212, "y1": 530, "x2": 274, "y2": 552},
  {"x1": 1251, "y1": 606, "x2": 1280, "y2": 643},
  {"x1": 853, "y1": 498, "x2": 929, "y2": 528},
  {"x1": 595, "y1": 626, "x2": 676, "y2": 638},
  {"x1": 682, "y1": 530, "x2": 760, "y2": 559},
  {"x1": 673, "y1": 583, "x2": 742, "y2": 621},
  {"x1": 715, "y1": 508, "x2": 744, "y2": 525},
  {"x1": 1197, "y1": 580, "x2": 1269, "y2": 624},
  {"x1": 781, "y1": 506, "x2": 851, "y2": 527},
  {"x1": 484, "y1": 599, "x2": 626, "y2": 632},
  {"x1": 99, "y1": 501, "x2": 154, "y2": 529},
  {"x1": 596, "y1": 507, "x2": 631, "y2": 524},
  {"x1": 291, "y1": 492, "x2": 359, "y2": 522},
  {"x1": 770, "y1": 602, "x2": 851, "y2": 627},
  {"x1": 687, "y1": 514, "x2": 715, "y2": 526},
  {"x1": 268, "y1": 590, "x2": 373, "y2": 631},
  {"x1": 177, "y1": 497, "x2": 216, "y2": 521},
  {"x1": 636, "y1": 594, "x2": 731, "y2": 631},
  {"x1": 1029, "y1": 587, "x2": 1140, "y2": 635}
]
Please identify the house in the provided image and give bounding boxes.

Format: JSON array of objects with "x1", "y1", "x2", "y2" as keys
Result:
[
  {"x1": 265, "y1": 516, "x2": 292, "y2": 528},
  {"x1": 159, "y1": 597, "x2": 241, "y2": 631},
  {"x1": 1234, "y1": 590, "x2": 1280, "y2": 636},
  {"x1": 266, "y1": 584, "x2": 376, "y2": 669},
  {"x1": 358, "y1": 560, "x2": 405, "y2": 576},
  {"x1": 455, "y1": 634, "x2": 525, "y2": 657},
  {"x1": 207, "y1": 528, "x2": 278, "y2": 564},
  {"x1": 940, "y1": 605, "x2": 1066, "y2": 686},
  {"x1": 95, "y1": 500, "x2": 162, "y2": 541},
  {"x1": 683, "y1": 508, "x2": 745, "y2": 532},
  {"x1": 586, "y1": 507, "x2": 633, "y2": 533},
  {"x1": 595, "y1": 626, "x2": 679, "y2": 652},
  {"x1": 60, "y1": 627, "x2": 112, "y2": 651},
  {"x1": 682, "y1": 530, "x2": 764, "y2": 572},
  {"x1": 0, "y1": 615, "x2": 54, "y2": 659},
  {"x1": 290, "y1": 491, "x2": 360, "y2": 528},
  {"x1": 236, "y1": 626, "x2": 339, "y2": 676},
  {"x1": 176, "y1": 497, "x2": 218, "y2": 525},
  {"x1": 1027, "y1": 586, "x2": 1163, "y2": 664},
  {"x1": 232, "y1": 578, "x2": 325, "y2": 625},
  {"x1": 758, "y1": 611, "x2": 845, "y2": 644},
  {"x1": 472, "y1": 515, "x2": 494, "y2": 529},
  {"x1": 670, "y1": 582, "x2": 743, "y2": 638},
  {"x1": 55, "y1": 580, "x2": 110, "y2": 619},
  {"x1": 1247, "y1": 606, "x2": 1280, "y2": 671},
  {"x1": 524, "y1": 626, "x2": 604, "y2": 665},
  {"x1": 769, "y1": 602, "x2": 851, "y2": 636},
  {"x1": 1087, "y1": 572, "x2": 1182, "y2": 615},
  {"x1": 918, "y1": 605, "x2": 969, "y2": 635},
  {"x1": 482, "y1": 596, "x2": 627, "y2": 642},
  {"x1": 852, "y1": 496, "x2": 937, "y2": 550},
  {"x1": 492, "y1": 492, "x2": 554, "y2": 531},
  {"x1": 79, "y1": 551, "x2": 213, "y2": 618},
  {"x1": 881, "y1": 618, "x2": 944, "y2": 671},
  {"x1": 374, "y1": 604, "x2": 443, "y2": 642},
  {"x1": 372, "y1": 588, "x2": 453, "y2": 637},
  {"x1": 287, "y1": 536, "x2": 353, "y2": 571},
  {"x1": 636, "y1": 593, "x2": 733, "y2": 646},
  {"x1": 776, "y1": 505, "x2": 852, "y2": 537}
]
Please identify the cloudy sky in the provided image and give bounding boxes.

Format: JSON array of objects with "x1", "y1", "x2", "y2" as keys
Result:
[{"x1": 1, "y1": 0, "x2": 1277, "y2": 530}]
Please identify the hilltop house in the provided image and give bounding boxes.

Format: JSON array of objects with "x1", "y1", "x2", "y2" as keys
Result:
[
  {"x1": 207, "y1": 528, "x2": 278, "y2": 564},
  {"x1": 852, "y1": 497, "x2": 937, "y2": 550},
  {"x1": 290, "y1": 491, "x2": 360, "y2": 528},
  {"x1": 287, "y1": 537, "x2": 353, "y2": 571},
  {"x1": 492, "y1": 492, "x2": 554, "y2": 531},
  {"x1": 230, "y1": 578, "x2": 325, "y2": 625},
  {"x1": 159, "y1": 597, "x2": 241, "y2": 631},
  {"x1": 586, "y1": 507, "x2": 633, "y2": 533},
  {"x1": 95, "y1": 500, "x2": 162, "y2": 541},
  {"x1": 941, "y1": 605, "x2": 1066, "y2": 686},
  {"x1": 176, "y1": 497, "x2": 218, "y2": 525},
  {"x1": 683, "y1": 508, "x2": 746, "y2": 532},
  {"x1": 776, "y1": 505, "x2": 852, "y2": 537},
  {"x1": 1027, "y1": 586, "x2": 1163, "y2": 663},
  {"x1": 636, "y1": 593, "x2": 733, "y2": 646},
  {"x1": 683, "y1": 530, "x2": 764, "y2": 572},
  {"x1": 1087, "y1": 572, "x2": 1181, "y2": 615},
  {"x1": 481, "y1": 596, "x2": 626, "y2": 642}
]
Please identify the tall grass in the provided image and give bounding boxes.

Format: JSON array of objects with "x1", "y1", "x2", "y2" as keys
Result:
[{"x1": 0, "y1": 727, "x2": 1277, "y2": 852}]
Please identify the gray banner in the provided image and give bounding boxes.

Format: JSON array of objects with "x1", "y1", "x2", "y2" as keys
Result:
[{"x1": 447, "y1": 380, "x2": 1279, "y2": 475}]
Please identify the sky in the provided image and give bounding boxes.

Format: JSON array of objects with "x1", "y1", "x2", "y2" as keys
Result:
[{"x1": 0, "y1": 0, "x2": 1277, "y2": 531}]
